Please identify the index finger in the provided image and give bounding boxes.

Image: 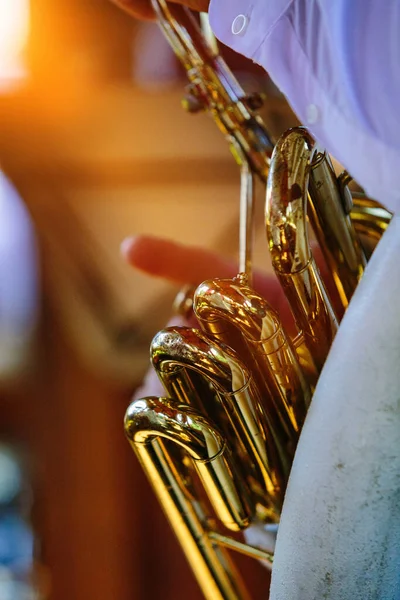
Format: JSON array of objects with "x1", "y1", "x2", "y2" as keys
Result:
[{"x1": 121, "y1": 235, "x2": 296, "y2": 331}]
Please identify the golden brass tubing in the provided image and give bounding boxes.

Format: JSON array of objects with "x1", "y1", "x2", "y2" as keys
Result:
[
  {"x1": 125, "y1": 397, "x2": 251, "y2": 600},
  {"x1": 351, "y1": 195, "x2": 393, "y2": 242},
  {"x1": 128, "y1": 393, "x2": 253, "y2": 530},
  {"x1": 307, "y1": 144, "x2": 367, "y2": 309},
  {"x1": 122, "y1": 7, "x2": 394, "y2": 600},
  {"x1": 194, "y1": 276, "x2": 311, "y2": 432},
  {"x1": 208, "y1": 532, "x2": 274, "y2": 566},
  {"x1": 193, "y1": 277, "x2": 313, "y2": 517},
  {"x1": 266, "y1": 127, "x2": 366, "y2": 313},
  {"x1": 238, "y1": 160, "x2": 256, "y2": 282},
  {"x1": 150, "y1": 0, "x2": 274, "y2": 176},
  {"x1": 265, "y1": 128, "x2": 339, "y2": 372},
  {"x1": 151, "y1": 326, "x2": 285, "y2": 520}
]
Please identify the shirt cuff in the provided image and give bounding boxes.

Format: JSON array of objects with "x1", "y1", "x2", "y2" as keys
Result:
[{"x1": 208, "y1": 0, "x2": 294, "y2": 61}]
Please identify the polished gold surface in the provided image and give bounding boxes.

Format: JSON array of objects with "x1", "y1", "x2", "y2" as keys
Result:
[
  {"x1": 150, "y1": 0, "x2": 273, "y2": 178},
  {"x1": 125, "y1": 397, "x2": 251, "y2": 600},
  {"x1": 152, "y1": 326, "x2": 265, "y2": 526},
  {"x1": 351, "y1": 195, "x2": 393, "y2": 244},
  {"x1": 308, "y1": 148, "x2": 367, "y2": 309},
  {"x1": 194, "y1": 276, "x2": 310, "y2": 437},
  {"x1": 265, "y1": 128, "x2": 339, "y2": 371},
  {"x1": 124, "y1": 2, "x2": 392, "y2": 599}
]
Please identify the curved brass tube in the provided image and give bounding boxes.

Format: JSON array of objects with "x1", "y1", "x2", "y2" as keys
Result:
[
  {"x1": 151, "y1": 325, "x2": 289, "y2": 519},
  {"x1": 265, "y1": 128, "x2": 339, "y2": 371},
  {"x1": 127, "y1": 394, "x2": 252, "y2": 530},
  {"x1": 122, "y1": 7, "x2": 393, "y2": 600},
  {"x1": 308, "y1": 157, "x2": 367, "y2": 309},
  {"x1": 125, "y1": 396, "x2": 252, "y2": 600},
  {"x1": 150, "y1": 0, "x2": 273, "y2": 177},
  {"x1": 194, "y1": 275, "x2": 311, "y2": 434},
  {"x1": 351, "y1": 195, "x2": 393, "y2": 244}
]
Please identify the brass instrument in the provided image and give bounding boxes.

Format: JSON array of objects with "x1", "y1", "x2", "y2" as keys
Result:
[{"x1": 124, "y1": 2, "x2": 393, "y2": 599}]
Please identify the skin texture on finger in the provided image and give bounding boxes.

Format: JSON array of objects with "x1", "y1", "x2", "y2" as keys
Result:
[{"x1": 111, "y1": 0, "x2": 209, "y2": 20}]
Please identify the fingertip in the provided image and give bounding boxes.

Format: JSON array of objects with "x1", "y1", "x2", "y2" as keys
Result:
[
  {"x1": 120, "y1": 234, "x2": 166, "y2": 275},
  {"x1": 120, "y1": 236, "x2": 137, "y2": 261},
  {"x1": 120, "y1": 233, "x2": 157, "y2": 257}
]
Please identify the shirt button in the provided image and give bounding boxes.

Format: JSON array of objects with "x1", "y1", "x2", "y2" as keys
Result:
[
  {"x1": 306, "y1": 103, "x2": 320, "y2": 124},
  {"x1": 231, "y1": 14, "x2": 249, "y2": 36}
]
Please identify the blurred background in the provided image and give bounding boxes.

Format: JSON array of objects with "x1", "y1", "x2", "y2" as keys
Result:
[{"x1": 0, "y1": 1, "x2": 297, "y2": 598}]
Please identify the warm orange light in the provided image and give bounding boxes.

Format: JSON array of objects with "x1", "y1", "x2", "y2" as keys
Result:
[{"x1": 0, "y1": 0, "x2": 29, "y2": 85}]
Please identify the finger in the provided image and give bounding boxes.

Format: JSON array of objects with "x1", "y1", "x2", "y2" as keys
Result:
[
  {"x1": 122, "y1": 235, "x2": 239, "y2": 282},
  {"x1": 121, "y1": 234, "x2": 346, "y2": 334},
  {"x1": 121, "y1": 235, "x2": 295, "y2": 328},
  {"x1": 121, "y1": 235, "x2": 284, "y2": 301}
]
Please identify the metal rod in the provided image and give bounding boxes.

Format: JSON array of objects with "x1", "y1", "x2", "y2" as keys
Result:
[
  {"x1": 239, "y1": 160, "x2": 255, "y2": 284},
  {"x1": 200, "y1": 12, "x2": 218, "y2": 56},
  {"x1": 209, "y1": 531, "x2": 274, "y2": 567}
]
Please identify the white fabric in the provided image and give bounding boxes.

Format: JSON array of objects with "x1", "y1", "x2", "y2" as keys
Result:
[
  {"x1": 209, "y1": 0, "x2": 400, "y2": 213},
  {"x1": 270, "y1": 215, "x2": 400, "y2": 600}
]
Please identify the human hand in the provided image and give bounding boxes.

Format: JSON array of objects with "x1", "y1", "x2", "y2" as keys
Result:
[{"x1": 111, "y1": 0, "x2": 210, "y2": 21}]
